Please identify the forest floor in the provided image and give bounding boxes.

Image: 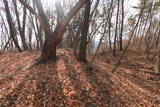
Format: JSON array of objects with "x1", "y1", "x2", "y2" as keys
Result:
[{"x1": 0, "y1": 49, "x2": 160, "y2": 107}]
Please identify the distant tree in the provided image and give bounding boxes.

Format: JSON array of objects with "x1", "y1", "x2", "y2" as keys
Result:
[
  {"x1": 13, "y1": 0, "x2": 28, "y2": 50},
  {"x1": 113, "y1": 0, "x2": 120, "y2": 56},
  {"x1": 91, "y1": 0, "x2": 114, "y2": 63},
  {"x1": 119, "y1": 0, "x2": 124, "y2": 51},
  {"x1": 2, "y1": 0, "x2": 22, "y2": 52}
]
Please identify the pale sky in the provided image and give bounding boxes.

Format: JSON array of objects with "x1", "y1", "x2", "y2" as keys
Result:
[
  {"x1": 0, "y1": 0, "x2": 140, "y2": 46},
  {"x1": 124, "y1": 0, "x2": 139, "y2": 19}
]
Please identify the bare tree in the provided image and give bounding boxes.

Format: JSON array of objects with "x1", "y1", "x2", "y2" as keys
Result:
[
  {"x1": 119, "y1": 0, "x2": 124, "y2": 51},
  {"x1": 3, "y1": 0, "x2": 22, "y2": 52},
  {"x1": 13, "y1": 0, "x2": 28, "y2": 50},
  {"x1": 113, "y1": 0, "x2": 120, "y2": 56},
  {"x1": 113, "y1": 0, "x2": 147, "y2": 72},
  {"x1": 18, "y1": 0, "x2": 90, "y2": 63},
  {"x1": 79, "y1": 0, "x2": 91, "y2": 62}
]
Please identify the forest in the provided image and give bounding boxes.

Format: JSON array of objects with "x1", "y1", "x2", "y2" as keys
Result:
[{"x1": 0, "y1": 0, "x2": 160, "y2": 106}]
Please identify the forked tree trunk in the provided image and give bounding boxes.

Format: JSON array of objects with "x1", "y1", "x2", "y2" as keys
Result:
[
  {"x1": 40, "y1": 26, "x2": 65, "y2": 61},
  {"x1": 33, "y1": 0, "x2": 89, "y2": 63},
  {"x1": 19, "y1": 0, "x2": 90, "y2": 63}
]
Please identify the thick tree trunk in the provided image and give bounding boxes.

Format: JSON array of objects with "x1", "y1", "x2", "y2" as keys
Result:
[
  {"x1": 35, "y1": 0, "x2": 88, "y2": 62},
  {"x1": 40, "y1": 26, "x2": 65, "y2": 62},
  {"x1": 19, "y1": 0, "x2": 89, "y2": 63}
]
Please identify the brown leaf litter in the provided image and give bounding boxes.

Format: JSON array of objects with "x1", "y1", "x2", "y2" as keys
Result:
[{"x1": 0, "y1": 49, "x2": 160, "y2": 107}]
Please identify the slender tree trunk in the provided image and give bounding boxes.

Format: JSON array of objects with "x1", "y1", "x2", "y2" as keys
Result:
[
  {"x1": 119, "y1": 0, "x2": 124, "y2": 51},
  {"x1": 3, "y1": 0, "x2": 22, "y2": 52},
  {"x1": 135, "y1": 18, "x2": 143, "y2": 48},
  {"x1": 138, "y1": 3, "x2": 150, "y2": 49},
  {"x1": 112, "y1": 0, "x2": 147, "y2": 72},
  {"x1": 21, "y1": 1, "x2": 28, "y2": 50},
  {"x1": 28, "y1": 25, "x2": 33, "y2": 50},
  {"x1": 108, "y1": 7, "x2": 114, "y2": 51},
  {"x1": 90, "y1": 0, "x2": 114, "y2": 63},
  {"x1": 13, "y1": 0, "x2": 28, "y2": 50},
  {"x1": 36, "y1": 19, "x2": 43, "y2": 50},
  {"x1": 74, "y1": 22, "x2": 81, "y2": 57},
  {"x1": 113, "y1": 0, "x2": 120, "y2": 56},
  {"x1": 156, "y1": 27, "x2": 160, "y2": 49},
  {"x1": 79, "y1": 0, "x2": 91, "y2": 62}
]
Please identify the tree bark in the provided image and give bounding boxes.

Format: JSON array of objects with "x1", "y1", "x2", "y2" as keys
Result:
[
  {"x1": 13, "y1": 0, "x2": 28, "y2": 50},
  {"x1": 113, "y1": 0, "x2": 120, "y2": 56},
  {"x1": 3, "y1": 0, "x2": 22, "y2": 52},
  {"x1": 108, "y1": 6, "x2": 114, "y2": 51},
  {"x1": 33, "y1": 0, "x2": 89, "y2": 63},
  {"x1": 19, "y1": 0, "x2": 90, "y2": 63},
  {"x1": 79, "y1": 0, "x2": 91, "y2": 62},
  {"x1": 119, "y1": 0, "x2": 124, "y2": 51},
  {"x1": 156, "y1": 29, "x2": 160, "y2": 48}
]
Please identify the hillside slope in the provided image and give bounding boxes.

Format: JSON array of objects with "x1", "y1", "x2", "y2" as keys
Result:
[{"x1": 0, "y1": 50, "x2": 160, "y2": 107}]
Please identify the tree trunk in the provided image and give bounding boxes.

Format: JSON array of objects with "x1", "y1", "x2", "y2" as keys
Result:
[
  {"x1": 21, "y1": 1, "x2": 28, "y2": 50},
  {"x1": 3, "y1": 0, "x2": 22, "y2": 52},
  {"x1": 79, "y1": 0, "x2": 91, "y2": 62},
  {"x1": 30, "y1": 0, "x2": 89, "y2": 63},
  {"x1": 108, "y1": 6, "x2": 114, "y2": 51},
  {"x1": 119, "y1": 0, "x2": 124, "y2": 51},
  {"x1": 13, "y1": 0, "x2": 28, "y2": 50},
  {"x1": 156, "y1": 28, "x2": 160, "y2": 49},
  {"x1": 113, "y1": 0, "x2": 120, "y2": 56},
  {"x1": 40, "y1": 26, "x2": 64, "y2": 61}
]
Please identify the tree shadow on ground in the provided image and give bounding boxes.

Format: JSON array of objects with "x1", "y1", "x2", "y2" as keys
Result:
[
  {"x1": 0, "y1": 60, "x2": 66, "y2": 107},
  {"x1": 0, "y1": 52, "x2": 133, "y2": 107}
]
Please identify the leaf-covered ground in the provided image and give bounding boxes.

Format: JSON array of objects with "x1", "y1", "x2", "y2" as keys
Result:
[{"x1": 0, "y1": 49, "x2": 160, "y2": 107}]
